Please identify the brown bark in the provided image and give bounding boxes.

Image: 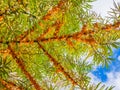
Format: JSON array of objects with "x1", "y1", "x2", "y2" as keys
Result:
[
  {"x1": 8, "y1": 45, "x2": 42, "y2": 90},
  {"x1": 1, "y1": 21, "x2": 119, "y2": 45},
  {"x1": 37, "y1": 42, "x2": 77, "y2": 85},
  {"x1": 0, "y1": 78, "x2": 23, "y2": 90},
  {"x1": 102, "y1": 21, "x2": 120, "y2": 31},
  {"x1": 15, "y1": 0, "x2": 65, "y2": 42},
  {"x1": 42, "y1": 0, "x2": 65, "y2": 20}
]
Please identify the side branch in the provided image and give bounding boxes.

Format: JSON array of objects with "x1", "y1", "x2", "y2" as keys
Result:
[
  {"x1": 42, "y1": 0, "x2": 65, "y2": 20},
  {"x1": 0, "y1": 31, "x2": 96, "y2": 44},
  {"x1": 0, "y1": 21, "x2": 120, "y2": 45},
  {"x1": 94, "y1": 21, "x2": 120, "y2": 31},
  {"x1": 0, "y1": 78, "x2": 23, "y2": 90},
  {"x1": 15, "y1": 0, "x2": 65, "y2": 42},
  {"x1": 37, "y1": 42, "x2": 77, "y2": 85},
  {"x1": 8, "y1": 45, "x2": 42, "y2": 90},
  {"x1": 37, "y1": 20, "x2": 63, "y2": 39}
]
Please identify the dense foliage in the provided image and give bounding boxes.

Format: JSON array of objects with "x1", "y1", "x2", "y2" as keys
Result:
[{"x1": 0, "y1": 0, "x2": 120, "y2": 90}]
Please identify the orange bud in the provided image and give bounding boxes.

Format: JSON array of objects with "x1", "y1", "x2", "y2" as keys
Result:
[{"x1": 0, "y1": 16, "x2": 3, "y2": 21}]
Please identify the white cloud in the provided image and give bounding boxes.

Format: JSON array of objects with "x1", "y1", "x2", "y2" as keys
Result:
[
  {"x1": 104, "y1": 72, "x2": 120, "y2": 90},
  {"x1": 89, "y1": 71, "x2": 120, "y2": 90},
  {"x1": 91, "y1": 0, "x2": 114, "y2": 17},
  {"x1": 91, "y1": 0, "x2": 120, "y2": 18}
]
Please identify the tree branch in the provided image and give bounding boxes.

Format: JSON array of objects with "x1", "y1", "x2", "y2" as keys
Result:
[
  {"x1": 37, "y1": 42, "x2": 78, "y2": 85},
  {"x1": 0, "y1": 78, "x2": 23, "y2": 90},
  {"x1": 15, "y1": 0, "x2": 65, "y2": 42},
  {"x1": 8, "y1": 45, "x2": 42, "y2": 90}
]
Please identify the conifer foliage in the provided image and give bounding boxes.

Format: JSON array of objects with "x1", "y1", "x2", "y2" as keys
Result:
[{"x1": 0, "y1": 0, "x2": 120, "y2": 90}]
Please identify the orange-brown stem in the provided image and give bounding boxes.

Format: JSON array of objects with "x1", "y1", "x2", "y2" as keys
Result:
[
  {"x1": 38, "y1": 20, "x2": 63, "y2": 40},
  {"x1": 0, "y1": 31, "x2": 96, "y2": 44},
  {"x1": 17, "y1": 29, "x2": 34, "y2": 41},
  {"x1": 0, "y1": 16, "x2": 3, "y2": 21},
  {"x1": 8, "y1": 45, "x2": 42, "y2": 90},
  {"x1": 39, "y1": 31, "x2": 96, "y2": 45},
  {"x1": 66, "y1": 39, "x2": 74, "y2": 47},
  {"x1": 102, "y1": 21, "x2": 120, "y2": 30},
  {"x1": 42, "y1": 0, "x2": 65, "y2": 20},
  {"x1": 97, "y1": 21, "x2": 120, "y2": 31},
  {"x1": 0, "y1": 21, "x2": 120, "y2": 45},
  {"x1": 53, "y1": 20, "x2": 63, "y2": 36},
  {"x1": 15, "y1": 0, "x2": 65, "y2": 42},
  {"x1": 37, "y1": 42, "x2": 77, "y2": 85},
  {"x1": 23, "y1": 0, "x2": 65, "y2": 42},
  {"x1": 0, "y1": 78, "x2": 23, "y2": 90}
]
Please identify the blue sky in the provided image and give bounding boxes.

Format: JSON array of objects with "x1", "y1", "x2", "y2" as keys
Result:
[
  {"x1": 90, "y1": 48, "x2": 120, "y2": 89},
  {"x1": 92, "y1": 48, "x2": 120, "y2": 81},
  {"x1": 90, "y1": 0, "x2": 120, "y2": 89}
]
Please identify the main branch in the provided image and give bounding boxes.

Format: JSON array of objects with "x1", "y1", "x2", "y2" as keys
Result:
[
  {"x1": 8, "y1": 45, "x2": 42, "y2": 90},
  {"x1": 37, "y1": 42, "x2": 77, "y2": 85}
]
